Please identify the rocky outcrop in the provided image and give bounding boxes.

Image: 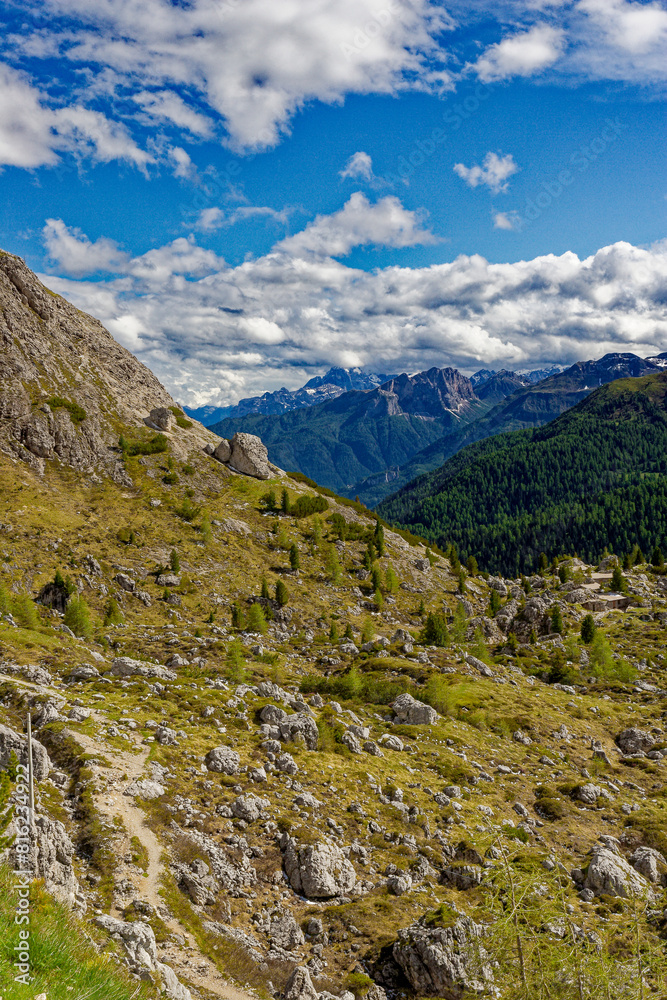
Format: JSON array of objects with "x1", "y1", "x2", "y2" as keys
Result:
[
  {"x1": 0, "y1": 722, "x2": 52, "y2": 780},
  {"x1": 392, "y1": 909, "x2": 493, "y2": 998},
  {"x1": 94, "y1": 915, "x2": 192, "y2": 1000},
  {"x1": 0, "y1": 252, "x2": 177, "y2": 476},
  {"x1": 2, "y1": 813, "x2": 85, "y2": 911},
  {"x1": 282, "y1": 836, "x2": 356, "y2": 898},
  {"x1": 283, "y1": 966, "x2": 318, "y2": 1000},
  {"x1": 110, "y1": 657, "x2": 176, "y2": 681}
]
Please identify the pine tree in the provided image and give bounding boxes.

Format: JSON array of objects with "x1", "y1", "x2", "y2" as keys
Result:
[
  {"x1": 652, "y1": 546, "x2": 664, "y2": 568},
  {"x1": 489, "y1": 589, "x2": 502, "y2": 616},
  {"x1": 421, "y1": 612, "x2": 449, "y2": 647},
  {"x1": 170, "y1": 549, "x2": 180, "y2": 572},
  {"x1": 231, "y1": 603, "x2": 245, "y2": 629},
  {"x1": 466, "y1": 555, "x2": 478, "y2": 576},
  {"x1": 449, "y1": 545, "x2": 460, "y2": 573},
  {"x1": 200, "y1": 513, "x2": 212, "y2": 545},
  {"x1": 361, "y1": 618, "x2": 374, "y2": 644},
  {"x1": 580, "y1": 613, "x2": 596, "y2": 644},
  {"x1": 374, "y1": 521, "x2": 385, "y2": 556},
  {"x1": 13, "y1": 594, "x2": 40, "y2": 630},
  {"x1": 329, "y1": 621, "x2": 339, "y2": 642},
  {"x1": 275, "y1": 579, "x2": 289, "y2": 607},
  {"x1": 246, "y1": 602, "x2": 267, "y2": 634},
  {"x1": 263, "y1": 489, "x2": 277, "y2": 512},
  {"x1": 281, "y1": 487, "x2": 290, "y2": 514},
  {"x1": 458, "y1": 569, "x2": 467, "y2": 594},
  {"x1": 611, "y1": 566, "x2": 627, "y2": 593},
  {"x1": 451, "y1": 600, "x2": 467, "y2": 642},
  {"x1": 374, "y1": 588, "x2": 384, "y2": 610},
  {"x1": 418, "y1": 598, "x2": 425, "y2": 617},
  {"x1": 550, "y1": 605, "x2": 563, "y2": 634},
  {"x1": 370, "y1": 563, "x2": 382, "y2": 593},
  {"x1": 261, "y1": 577, "x2": 270, "y2": 600},
  {"x1": 226, "y1": 639, "x2": 245, "y2": 682},
  {"x1": 344, "y1": 623, "x2": 353, "y2": 640},
  {"x1": 538, "y1": 552, "x2": 548, "y2": 572},
  {"x1": 289, "y1": 542, "x2": 300, "y2": 572}
]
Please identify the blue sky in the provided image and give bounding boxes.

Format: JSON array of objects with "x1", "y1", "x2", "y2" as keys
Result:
[{"x1": 1, "y1": 0, "x2": 666, "y2": 405}]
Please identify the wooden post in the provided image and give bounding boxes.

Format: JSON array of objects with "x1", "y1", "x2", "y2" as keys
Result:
[{"x1": 26, "y1": 712, "x2": 35, "y2": 832}]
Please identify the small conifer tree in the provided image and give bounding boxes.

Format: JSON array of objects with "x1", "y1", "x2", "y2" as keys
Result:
[
  {"x1": 64, "y1": 596, "x2": 93, "y2": 639},
  {"x1": 231, "y1": 603, "x2": 245, "y2": 629},
  {"x1": 580, "y1": 613, "x2": 596, "y2": 644},
  {"x1": 289, "y1": 542, "x2": 300, "y2": 571},
  {"x1": 261, "y1": 577, "x2": 270, "y2": 600},
  {"x1": 170, "y1": 549, "x2": 180, "y2": 572},
  {"x1": 246, "y1": 602, "x2": 267, "y2": 634},
  {"x1": 281, "y1": 487, "x2": 290, "y2": 514},
  {"x1": 275, "y1": 579, "x2": 289, "y2": 606},
  {"x1": 550, "y1": 605, "x2": 563, "y2": 634}
]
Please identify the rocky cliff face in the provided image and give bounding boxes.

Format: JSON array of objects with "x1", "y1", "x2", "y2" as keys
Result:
[{"x1": 0, "y1": 251, "x2": 212, "y2": 479}]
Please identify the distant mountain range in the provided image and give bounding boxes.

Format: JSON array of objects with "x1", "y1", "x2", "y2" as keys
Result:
[
  {"x1": 184, "y1": 367, "x2": 395, "y2": 424},
  {"x1": 378, "y1": 371, "x2": 667, "y2": 575},
  {"x1": 207, "y1": 353, "x2": 666, "y2": 506}
]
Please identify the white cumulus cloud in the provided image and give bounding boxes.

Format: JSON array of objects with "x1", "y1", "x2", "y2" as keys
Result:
[
  {"x1": 277, "y1": 192, "x2": 437, "y2": 258},
  {"x1": 454, "y1": 152, "x2": 519, "y2": 193},
  {"x1": 473, "y1": 25, "x2": 566, "y2": 81}
]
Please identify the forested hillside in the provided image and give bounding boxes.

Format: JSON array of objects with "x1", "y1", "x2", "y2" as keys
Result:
[{"x1": 378, "y1": 374, "x2": 667, "y2": 575}]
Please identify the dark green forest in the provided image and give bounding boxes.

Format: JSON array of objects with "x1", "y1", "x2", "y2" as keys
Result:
[{"x1": 378, "y1": 374, "x2": 667, "y2": 576}]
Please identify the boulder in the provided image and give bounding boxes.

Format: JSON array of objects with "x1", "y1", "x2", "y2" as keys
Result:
[
  {"x1": 260, "y1": 704, "x2": 287, "y2": 724},
  {"x1": 155, "y1": 725, "x2": 179, "y2": 746},
  {"x1": 205, "y1": 746, "x2": 240, "y2": 775},
  {"x1": 147, "y1": 407, "x2": 174, "y2": 431},
  {"x1": 157, "y1": 573, "x2": 180, "y2": 587},
  {"x1": 2, "y1": 813, "x2": 84, "y2": 911},
  {"x1": 174, "y1": 858, "x2": 219, "y2": 906},
  {"x1": 615, "y1": 728, "x2": 654, "y2": 756},
  {"x1": 629, "y1": 846, "x2": 667, "y2": 886},
  {"x1": 124, "y1": 779, "x2": 166, "y2": 800},
  {"x1": 379, "y1": 733, "x2": 404, "y2": 751},
  {"x1": 229, "y1": 432, "x2": 271, "y2": 480},
  {"x1": 279, "y1": 713, "x2": 319, "y2": 750},
  {"x1": 213, "y1": 438, "x2": 232, "y2": 462},
  {"x1": 110, "y1": 657, "x2": 175, "y2": 681},
  {"x1": 584, "y1": 845, "x2": 650, "y2": 898},
  {"x1": 566, "y1": 588, "x2": 590, "y2": 604},
  {"x1": 392, "y1": 692, "x2": 438, "y2": 726},
  {"x1": 283, "y1": 838, "x2": 356, "y2": 898},
  {"x1": 0, "y1": 722, "x2": 52, "y2": 780},
  {"x1": 392, "y1": 910, "x2": 493, "y2": 997},
  {"x1": 283, "y1": 966, "x2": 318, "y2": 1000},
  {"x1": 276, "y1": 752, "x2": 299, "y2": 775},
  {"x1": 115, "y1": 572, "x2": 135, "y2": 592},
  {"x1": 231, "y1": 793, "x2": 270, "y2": 822},
  {"x1": 270, "y1": 911, "x2": 305, "y2": 950}
]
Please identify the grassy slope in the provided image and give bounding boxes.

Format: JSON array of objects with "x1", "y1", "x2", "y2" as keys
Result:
[{"x1": 1, "y1": 414, "x2": 667, "y2": 996}]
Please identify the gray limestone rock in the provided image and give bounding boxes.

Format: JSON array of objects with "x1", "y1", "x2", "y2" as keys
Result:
[{"x1": 283, "y1": 837, "x2": 357, "y2": 899}]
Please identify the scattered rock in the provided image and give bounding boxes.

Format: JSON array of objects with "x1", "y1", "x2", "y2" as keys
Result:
[
  {"x1": 283, "y1": 837, "x2": 357, "y2": 899},
  {"x1": 392, "y1": 692, "x2": 437, "y2": 726},
  {"x1": 205, "y1": 746, "x2": 240, "y2": 774}
]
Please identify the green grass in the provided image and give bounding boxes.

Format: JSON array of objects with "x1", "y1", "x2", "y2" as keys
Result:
[
  {"x1": 45, "y1": 396, "x2": 87, "y2": 424},
  {"x1": 0, "y1": 864, "x2": 157, "y2": 1000}
]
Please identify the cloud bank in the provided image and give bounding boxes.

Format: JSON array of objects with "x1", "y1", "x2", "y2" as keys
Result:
[{"x1": 41, "y1": 203, "x2": 667, "y2": 407}]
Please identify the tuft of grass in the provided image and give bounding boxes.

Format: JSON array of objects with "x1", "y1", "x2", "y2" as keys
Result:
[
  {"x1": 46, "y1": 396, "x2": 86, "y2": 424},
  {"x1": 0, "y1": 863, "x2": 157, "y2": 999}
]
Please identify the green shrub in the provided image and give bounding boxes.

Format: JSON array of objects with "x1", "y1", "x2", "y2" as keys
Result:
[
  {"x1": 173, "y1": 496, "x2": 201, "y2": 522},
  {"x1": 290, "y1": 494, "x2": 329, "y2": 518},
  {"x1": 103, "y1": 597, "x2": 123, "y2": 626},
  {"x1": 162, "y1": 472, "x2": 179, "y2": 485},
  {"x1": 175, "y1": 416, "x2": 193, "y2": 429},
  {"x1": 119, "y1": 433, "x2": 168, "y2": 456},
  {"x1": 46, "y1": 396, "x2": 86, "y2": 423}
]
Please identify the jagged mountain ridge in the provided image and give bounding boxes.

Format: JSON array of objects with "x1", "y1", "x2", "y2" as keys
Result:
[
  {"x1": 209, "y1": 352, "x2": 666, "y2": 507},
  {"x1": 185, "y1": 367, "x2": 396, "y2": 425},
  {"x1": 351, "y1": 352, "x2": 667, "y2": 507},
  {"x1": 210, "y1": 366, "x2": 486, "y2": 495}
]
